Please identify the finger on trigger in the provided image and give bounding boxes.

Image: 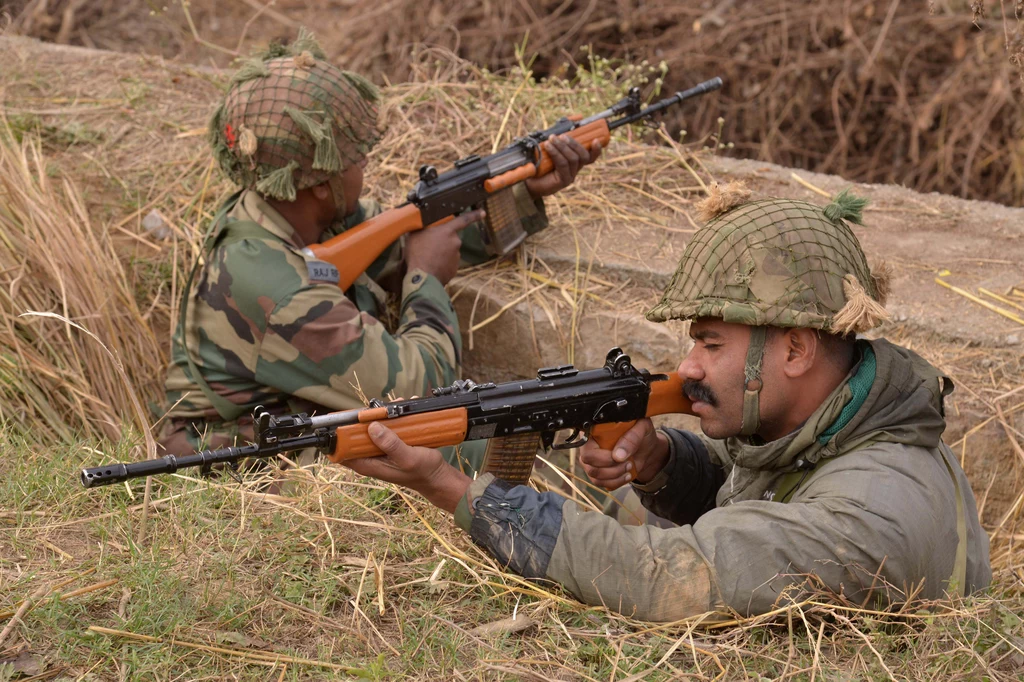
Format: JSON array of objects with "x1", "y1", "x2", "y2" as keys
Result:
[{"x1": 452, "y1": 210, "x2": 484, "y2": 231}]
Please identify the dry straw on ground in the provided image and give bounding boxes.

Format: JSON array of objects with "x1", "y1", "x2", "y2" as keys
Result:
[{"x1": 0, "y1": 41, "x2": 717, "y2": 434}]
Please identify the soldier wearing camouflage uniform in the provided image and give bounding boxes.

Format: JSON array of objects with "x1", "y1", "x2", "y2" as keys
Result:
[
  {"x1": 348, "y1": 188, "x2": 991, "y2": 620},
  {"x1": 160, "y1": 31, "x2": 599, "y2": 469}
]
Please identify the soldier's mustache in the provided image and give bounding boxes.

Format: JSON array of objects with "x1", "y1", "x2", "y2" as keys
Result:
[{"x1": 683, "y1": 381, "x2": 718, "y2": 407}]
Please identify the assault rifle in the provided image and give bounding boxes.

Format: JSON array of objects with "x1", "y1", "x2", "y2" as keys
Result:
[
  {"x1": 80, "y1": 348, "x2": 693, "y2": 488},
  {"x1": 308, "y1": 77, "x2": 723, "y2": 291}
]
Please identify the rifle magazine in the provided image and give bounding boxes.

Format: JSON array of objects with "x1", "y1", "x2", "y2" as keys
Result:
[
  {"x1": 482, "y1": 188, "x2": 527, "y2": 256},
  {"x1": 480, "y1": 433, "x2": 542, "y2": 486}
]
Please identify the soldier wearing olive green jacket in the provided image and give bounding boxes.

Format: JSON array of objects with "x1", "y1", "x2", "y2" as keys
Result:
[
  {"x1": 159, "y1": 30, "x2": 600, "y2": 464},
  {"x1": 347, "y1": 189, "x2": 991, "y2": 620}
]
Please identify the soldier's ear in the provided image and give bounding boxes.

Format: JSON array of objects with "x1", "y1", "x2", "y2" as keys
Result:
[
  {"x1": 779, "y1": 328, "x2": 816, "y2": 379},
  {"x1": 311, "y1": 182, "x2": 332, "y2": 201}
]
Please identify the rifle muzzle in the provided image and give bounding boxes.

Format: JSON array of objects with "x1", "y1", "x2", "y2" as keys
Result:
[{"x1": 81, "y1": 456, "x2": 182, "y2": 488}]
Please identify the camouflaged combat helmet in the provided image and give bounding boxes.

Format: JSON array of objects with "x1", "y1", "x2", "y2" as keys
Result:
[
  {"x1": 209, "y1": 28, "x2": 382, "y2": 202},
  {"x1": 646, "y1": 182, "x2": 891, "y2": 436}
]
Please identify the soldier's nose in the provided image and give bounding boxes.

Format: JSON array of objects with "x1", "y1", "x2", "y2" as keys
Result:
[{"x1": 678, "y1": 356, "x2": 703, "y2": 382}]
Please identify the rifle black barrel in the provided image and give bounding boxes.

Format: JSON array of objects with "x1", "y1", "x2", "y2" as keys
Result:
[
  {"x1": 609, "y1": 77, "x2": 723, "y2": 130},
  {"x1": 80, "y1": 433, "x2": 328, "y2": 488}
]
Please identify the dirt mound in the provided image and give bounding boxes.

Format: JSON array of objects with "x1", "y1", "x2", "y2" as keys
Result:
[{"x1": 7, "y1": 0, "x2": 1024, "y2": 208}]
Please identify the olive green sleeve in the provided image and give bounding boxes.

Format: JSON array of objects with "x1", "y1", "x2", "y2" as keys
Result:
[
  {"x1": 456, "y1": 475, "x2": 717, "y2": 622},
  {"x1": 546, "y1": 502, "x2": 717, "y2": 621}
]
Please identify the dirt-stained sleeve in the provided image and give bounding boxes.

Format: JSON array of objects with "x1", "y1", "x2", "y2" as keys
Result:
[
  {"x1": 457, "y1": 476, "x2": 717, "y2": 622},
  {"x1": 454, "y1": 443, "x2": 989, "y2": 622},
  {"x1": 545, "y1": 502, "x2": 717, "y2": 621}
]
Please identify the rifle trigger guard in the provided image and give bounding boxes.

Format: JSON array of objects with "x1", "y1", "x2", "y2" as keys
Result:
[{"x1": 552, "y1": 427, "x2": 591, "y2": 450}]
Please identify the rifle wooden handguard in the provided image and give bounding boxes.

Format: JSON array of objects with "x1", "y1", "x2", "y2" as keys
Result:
[
  {"x1": 327, "y1": 407, "x2": 469, "y2": 462},
  {"x1": 481, "y1": 120, "x2": 612, "y2": 192}
]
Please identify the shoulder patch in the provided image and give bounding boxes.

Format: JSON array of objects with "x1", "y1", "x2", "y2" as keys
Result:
[{"x1": 307, "y1": 259, "x2": 340, "y2": 284}]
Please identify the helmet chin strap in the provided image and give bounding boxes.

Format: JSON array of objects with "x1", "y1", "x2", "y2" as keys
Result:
[
  {"x1": 740, "y1": 325, "x2": 767, "y2": 436},
  {"x1": 327, "y1": 174, "x2": 347, "y2": 223}
]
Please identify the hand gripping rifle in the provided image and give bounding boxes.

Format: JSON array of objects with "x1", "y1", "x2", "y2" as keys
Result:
[
  {"x1": 80, "y1": 348, "x2": 693, "y2": 489},
  {"x1": 307, "y1": 77, "x2": 723, "y2": 291}
]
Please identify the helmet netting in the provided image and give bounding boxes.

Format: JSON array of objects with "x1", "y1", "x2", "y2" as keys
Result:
[
  {"x1": 646, "y1": 198, "x2": 885, "y2": 333},
  {"x1": 209, "y1": 29, "x2": 382, "y2": 201}
]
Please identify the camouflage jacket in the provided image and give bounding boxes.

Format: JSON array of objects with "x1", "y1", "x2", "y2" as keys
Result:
[
  {"x1": 455, "y1": 339, "x2": 991, "y2": 621},
  {"x1": 162, "y1": 184, "x2": 546, "y2": 447}
]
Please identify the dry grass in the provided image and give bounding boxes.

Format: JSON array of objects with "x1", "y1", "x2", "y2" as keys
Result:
[
  {"x1": 6, "y1": 0, "x2": 1024, "y2": 207},
  {"x1": 0, "y1": 38, "x2": 716, "y2": 435},
  {"x1": 0, "y1": 38, "x2": 1022, "y2": 681},
  {"x1": 0, "y1": 124, "x2": 165, "y2": 443}
]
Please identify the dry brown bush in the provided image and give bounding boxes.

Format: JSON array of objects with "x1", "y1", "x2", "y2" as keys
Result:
[{"x1": 7, "y1": 0, "x2": 1024, "y2": 207}]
